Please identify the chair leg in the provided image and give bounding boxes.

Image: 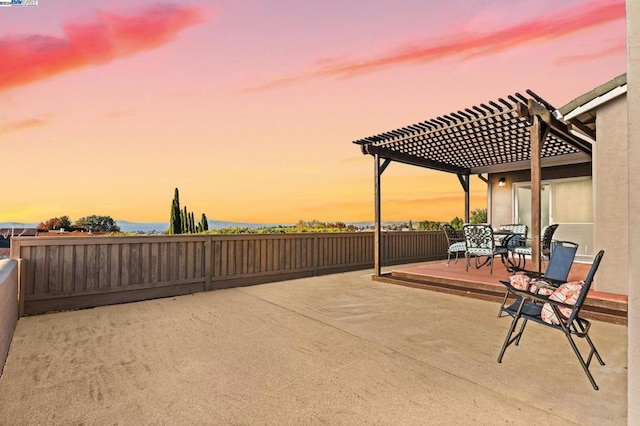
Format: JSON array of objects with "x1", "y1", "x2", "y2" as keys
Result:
[
  {"x1": 497, "y1": 300, "x2": 526, "y2": 363},
  {"x1": 561, "y1": 326, "x2": 600, "y2": 390},
  {"x1": 447, "y1": 251, "x2": 451, "y2": 266},
  {"x1": 498, "y1": 292, "x2": 510, "y2": 318},
  {"x1": 514, "y1": 318, "x2": 528, "y2": 346},
  {"x1": 573, "y1": 320, "x2": 605, "y2": 367}
]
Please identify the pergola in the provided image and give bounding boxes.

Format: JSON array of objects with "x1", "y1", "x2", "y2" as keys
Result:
[{"x1": 353, "y1": 90, "x2": 594, "y2": 276}]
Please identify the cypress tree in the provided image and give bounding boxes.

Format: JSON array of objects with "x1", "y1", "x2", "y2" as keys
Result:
[
  {"x1": 169, "y1": 188, "x2": 182, "y2": 234},
  {"x1": 201, "y1": 213, "x2": 208, "y2": 231},
  {"x1": 169, "y1": 200, "x2": 175, "y2": 234},
  {"x1": 182, "y1": 206, "x2": 188, "y2": 233},
  {"x1": 169, "y1": 188, "x2": 208, "y2": 235}
]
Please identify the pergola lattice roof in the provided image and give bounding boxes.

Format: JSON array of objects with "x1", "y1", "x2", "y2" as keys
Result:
[{"x1": 353, "y1": 90, "x2": 591, "y2": 175}]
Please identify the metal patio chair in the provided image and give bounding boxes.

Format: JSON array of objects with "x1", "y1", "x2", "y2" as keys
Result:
[
  {"x1": 462, "y1": 224, "x2": 507, "y2": 275},
  {"x1": 498, "y1": 240, "x2": 579, "y2": 318},
  {"x1": 511, "y1": 224, "x2": 559, "y2": 269},
  {"x1": 442, "y1": 224, "x2": 466, "y2": 265},
  {"x1": 496, "y1": 250, "x2": 606, "y2": 390},
  {"x1": 496, "y1": 224, "x2": 528, "y2": 250}
]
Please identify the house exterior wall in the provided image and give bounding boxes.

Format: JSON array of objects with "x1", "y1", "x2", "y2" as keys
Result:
[
  {"x1": 627, "y1": 0, "x2": 640, "y2": 421},
  {"x1": 593, "y1": 95, "x2": 628, "y2": 295},
  {"x1": 488, "y1": 163, "x2": 592, "y2": 228}
]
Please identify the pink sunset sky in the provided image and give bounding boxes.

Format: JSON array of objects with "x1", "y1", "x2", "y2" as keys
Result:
[{"x1": 0, "y1": 0, "x2": 626, "y2": 224}]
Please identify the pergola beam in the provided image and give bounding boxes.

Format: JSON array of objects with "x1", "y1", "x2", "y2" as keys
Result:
[
  {"x1": 520, "y1": 100, "x2": 592, "y2": 156},
  {"x1": 363, "y1": 144, "x2": 469, "y2": 175}
]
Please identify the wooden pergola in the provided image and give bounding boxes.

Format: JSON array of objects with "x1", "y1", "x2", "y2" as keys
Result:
[{"x1": 353, "y1": 90, "x2": 594, "y2": 276}]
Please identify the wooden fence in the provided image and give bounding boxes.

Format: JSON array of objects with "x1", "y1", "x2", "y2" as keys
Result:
[{"x1": 10, "y1": 231, "x2": 447, "y2": 315}]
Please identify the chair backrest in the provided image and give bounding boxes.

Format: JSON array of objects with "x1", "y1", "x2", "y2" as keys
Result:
[
  {"x1": 541, "y1": 224, "x2": 559, "y2": 253},
  {"x1": 566, "y1": 250, "x2": 605, "y2": 324},
  {"x1": 543, "y1": 241, "x2": 578, "y2": 281},
  {"x1": 441, "y1": 224, "x2": 461, "y2": 244},
  {"x1": 463, "y1": 224, "x2": 494, "y2": 254}
]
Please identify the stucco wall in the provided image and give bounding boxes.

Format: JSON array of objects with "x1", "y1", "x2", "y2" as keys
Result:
[
  {"x1": 0, "y1": 259, "x2": 19, "y2": 376},
  {"x1": 593, "y1": 95, "x2": 629, "y2": 295},
  {"x1": 627, "y1": 0, "x2": 640, "y2": 421},
  {"x1": 488, "y1": 163, "x2": 592, "y2": 228}
]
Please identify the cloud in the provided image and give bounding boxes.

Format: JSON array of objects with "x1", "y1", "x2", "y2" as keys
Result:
[
  {"x1": 0, "y1": 118, "x2": 48, "y2": 136},
  {"x1": 0, "y1": 4, "x2": 208, "y2": 92},
  {"x1": 243, "y1": 0, "x2": 624, "y2": 92},
  {"x1": 554, "y1": 42, "x2": 626, "y2": 66}
]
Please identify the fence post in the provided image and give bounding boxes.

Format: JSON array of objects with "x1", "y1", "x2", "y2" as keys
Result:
[
  {"x1": 9, "y1": 238, "x2": 20, "y2": 260},
  {"x1": 18, "y1": 259, "x2": 25, "y2": 317},
  {"x1": 313, "y1": 234, "x2": 319, "y2": 276},
  {"x1": 204, "y1": 235, "x2": 212, "y2": 291}
]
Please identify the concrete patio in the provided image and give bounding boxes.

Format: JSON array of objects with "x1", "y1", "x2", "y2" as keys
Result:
[{"x1": 0, "y1": 264, "x2": 627, "y2": 425}]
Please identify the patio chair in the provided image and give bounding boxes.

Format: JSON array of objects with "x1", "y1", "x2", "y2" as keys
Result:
[
  {"x1": 442, "y1": 224, "x2": 466, "y2": 265},
  {"x1": 496, "y1": 224, "x2": 528, "y2": 250},
  {"x1": 462, "y1": 224, "x2": 507, "y2": 275},
  {"x1": 511, "y1": 224, "x2": 559, "y2": 269},
  {"x1": 498, "y1": 240, "x2": 579, "y2": 318},
  {"x1": 496, "y1": 250, "x2": 606, "y2": 390}
]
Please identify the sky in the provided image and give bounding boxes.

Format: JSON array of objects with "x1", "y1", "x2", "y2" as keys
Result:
[{"x1": 0, "y1": 0, "x2": 627, "y2": 224}]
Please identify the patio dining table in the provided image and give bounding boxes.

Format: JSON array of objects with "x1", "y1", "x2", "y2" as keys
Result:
[{"x1": 493, "y1": 229, "x2": 522, "y2": 272}]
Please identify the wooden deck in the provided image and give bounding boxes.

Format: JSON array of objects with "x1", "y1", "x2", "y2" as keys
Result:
[{"x1": 374, "y1": 258, "x2": 628, "y2": 325}]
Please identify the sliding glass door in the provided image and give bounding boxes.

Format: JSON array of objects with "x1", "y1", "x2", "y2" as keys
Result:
[
  {"x1": 514, "y1": 183, "x2": 551, "y2": 231},
  {"x1": 513, "y1": 177, "x2": 593, "y2": 257}
]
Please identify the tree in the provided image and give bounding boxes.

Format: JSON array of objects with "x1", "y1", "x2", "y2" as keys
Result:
[
  {"x1": 74, "y1": 215, "x2": 120, "y2": 232},
  {"x1": 417, "y1": 220, "x2": 441, "y2": 231},
  {"x1": 408, "y1": 220, "x2": 413, "y2": 231},
  {"x1": 168, "y1": 188, "x2": 208, "y2": 234},
  {"x1": 449, "y1": 216, "x2": 464, "y2": 230},
  {"x1": 182, "y1": 206, "x2": 188, "y2": 233},
  {"x1": 169, "y1": 188, "x2": 182, "y2": 234},
  {"x1": 38, "y1": 216, "x2": 72, "y2": 231},
  {"x1": 187, "y1": 211, "x2": 195, "y2": 233},
  {"x1": 200, "y1": 213, "x2": 209, "y2": 232},
  {"x1": 470, "y1": 208, "x2": 488, "y2": 224}
]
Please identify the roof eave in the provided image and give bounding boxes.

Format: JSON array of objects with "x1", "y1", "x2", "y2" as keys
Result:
[{"x1": 557, "y1": 73, "x2": 627, "y2": 118}]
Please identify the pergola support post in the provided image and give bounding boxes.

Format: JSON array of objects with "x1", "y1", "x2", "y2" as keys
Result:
[
  {"x1": 529, "y1": 112, "x2": 550, "y2": 273},
  {"x1": 373, "y1": 154, "x2": 391, "y2": 277},
  {"x1": 457, "y1": 173, "x2": 471, "y2": 223}
]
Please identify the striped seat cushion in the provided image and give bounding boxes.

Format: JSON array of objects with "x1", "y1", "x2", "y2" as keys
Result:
[{"x1": 448, "y1": 242, "x2": 466, "y2": 253}]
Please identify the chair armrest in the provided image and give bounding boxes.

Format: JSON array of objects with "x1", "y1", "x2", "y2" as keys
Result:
[
  {"x1": 499, "y1": 281, "x2": 552, "y2": 304},
  {"x1": 505, "y1": 285, "x2": 579, "y2": 311},
  {"x1": 509, "y1": 269, "x2": 565, "y2": 286}
]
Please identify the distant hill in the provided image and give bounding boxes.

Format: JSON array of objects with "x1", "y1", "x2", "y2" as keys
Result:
[
  {"x1": 0, "y1": 222, "x2": 38, "y2": 229},
  {"x1": 115, "y1": 220, "x2": 293, "y2": 233}
]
